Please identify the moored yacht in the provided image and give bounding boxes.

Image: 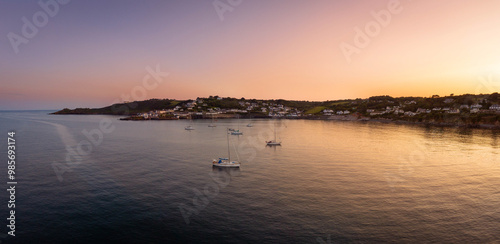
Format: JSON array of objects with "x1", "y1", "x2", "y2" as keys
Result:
[{"x1": 213, "y1": 128, "x2": 241, "y2": 168}]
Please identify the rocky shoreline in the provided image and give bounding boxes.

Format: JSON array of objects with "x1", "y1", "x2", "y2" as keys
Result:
[
  {"x1": 324, "y1": 115, "x2": 500, "y2": 130},
  {"x1": 117, "y1": 113, "x2": 500, "y2": 130}
]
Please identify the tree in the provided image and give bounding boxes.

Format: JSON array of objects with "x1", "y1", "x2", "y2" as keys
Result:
[{"x1": 489, "y1": 92, "x2": 499, "y2": 102}]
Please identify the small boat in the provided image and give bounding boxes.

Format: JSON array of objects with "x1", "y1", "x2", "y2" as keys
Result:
[
  {"x1": 185, "y1": 114, "x2": 195, "y2": 130},
  {"x1": 212, "y1": 158, "x2": 240, "y2": 168},
  {"x1": 213, "y1": 128, "x2": 240, "y2": 168},
  {"x1": 266, "y1": 140, "x2": 281, "y2": 146},
  {"x1": 231, "y1": 115, "x2": 243, "y2": 135},
  {"x1": 266, "y1": 121, "x2": 281, "y2": 146}
]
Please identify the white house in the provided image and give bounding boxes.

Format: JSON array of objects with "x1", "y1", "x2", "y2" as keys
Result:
[
  {"x1": 370, "y1": 111, "x2": 386, "y2": 116},
  {"x1": 416, "y1": 108, "x2": 427, "y2": 114},
  {"x1": 489, "y1": 104, "x2": 500, "y2": 110},
  {"x1": 444, "y1": 98, "x2": 454, "y2": 104}
]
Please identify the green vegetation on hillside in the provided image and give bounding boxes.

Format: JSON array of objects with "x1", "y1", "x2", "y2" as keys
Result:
[
  {"x1": 305, "y1": 106, "x2": 326, "y2": 115},
  {"x1": 53, "y1": 99, "x2": 181, "y2": 115}
]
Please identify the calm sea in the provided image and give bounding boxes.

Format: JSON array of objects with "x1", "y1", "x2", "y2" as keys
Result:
[{"x1": 0, "y1": 111, "x2": 498, "y2": 243}]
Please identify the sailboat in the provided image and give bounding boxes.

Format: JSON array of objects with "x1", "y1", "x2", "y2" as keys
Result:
[
  {"x1": 185, "y1": 114, "x2": 195, "y2": 130},
  {"x1": 266, "y1": 121, "x2": 281, "y2": 146},
  {"x1": 231, "y1": 114, "x2": 243, "y2": 135},
  {"x1": 213, "y1": 128, "x2": 241, "y2": 168},
  {"x1": 246, "y1": 116, "x2": 253, "y2": 127},
  {"x1": 208, "y1": 113, "x2": 217, "y2": 127}
]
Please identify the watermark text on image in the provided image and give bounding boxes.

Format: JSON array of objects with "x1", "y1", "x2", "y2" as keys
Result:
[
  {"x1": 7, "y1": 132, "x2": 17, "y2": 237},
  {"x1": 340, "y1": 0, "x2": 405, "y2": 63},
  {"x1": 213, "y1": 0, "x2": 242, "y2": 21},
  {"x1": 7, "y1": 0, "x2": 71, "y2": 54},
  {"x1": 52, "y1": 64, "x2": 168, "y2": 182}
]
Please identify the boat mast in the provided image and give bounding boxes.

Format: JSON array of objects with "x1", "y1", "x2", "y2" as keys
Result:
[
  {"x1": 227, "y1": 128, "x2": 231, "y2": 161},
  {"x1": 274, "y1": 122, "x2": 277, "y2": 141}
]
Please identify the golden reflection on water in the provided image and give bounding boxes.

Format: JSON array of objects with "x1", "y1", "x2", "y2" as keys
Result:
[{"x1": 257, "y1": 120, "x2": 499, "y2": 241}]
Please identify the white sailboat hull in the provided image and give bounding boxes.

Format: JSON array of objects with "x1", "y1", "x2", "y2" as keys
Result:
[
  {"x1": 213, "y1": 128, "x2": 241, "y2": 168},
  {"x1": 212, "y1": 159, "x2": 240, "y2": 168},
  {"x1": 267, "y1": 121, "x2": 281, "y2": 146},
  {"x1": 266, "y1": 141, "x2": 281, "y2": 146}
]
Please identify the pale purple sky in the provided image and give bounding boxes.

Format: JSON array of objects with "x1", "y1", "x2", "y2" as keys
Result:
[{"x1": 1, "y1": 0, "x2": 500, "y2": 110}]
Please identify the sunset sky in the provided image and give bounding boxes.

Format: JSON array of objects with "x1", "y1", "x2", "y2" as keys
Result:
[{"x1": 1, "y1": 0, "x2": 500, "y2": 110}]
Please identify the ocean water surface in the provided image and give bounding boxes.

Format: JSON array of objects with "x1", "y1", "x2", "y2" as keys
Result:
[{"x1": 0, "y1": 111, "x2": 498, "y2": 243}]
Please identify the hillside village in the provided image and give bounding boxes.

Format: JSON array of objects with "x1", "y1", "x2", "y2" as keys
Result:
[
  {"x1": 54, "y1": 93, "x2": 500, "y2": 127},
  {"x1": 131, "y1": 93, "x2": 500, "y2": 124},
  {"x1": 135, "y1": 97, "x2": 304, "y2": 120}
]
